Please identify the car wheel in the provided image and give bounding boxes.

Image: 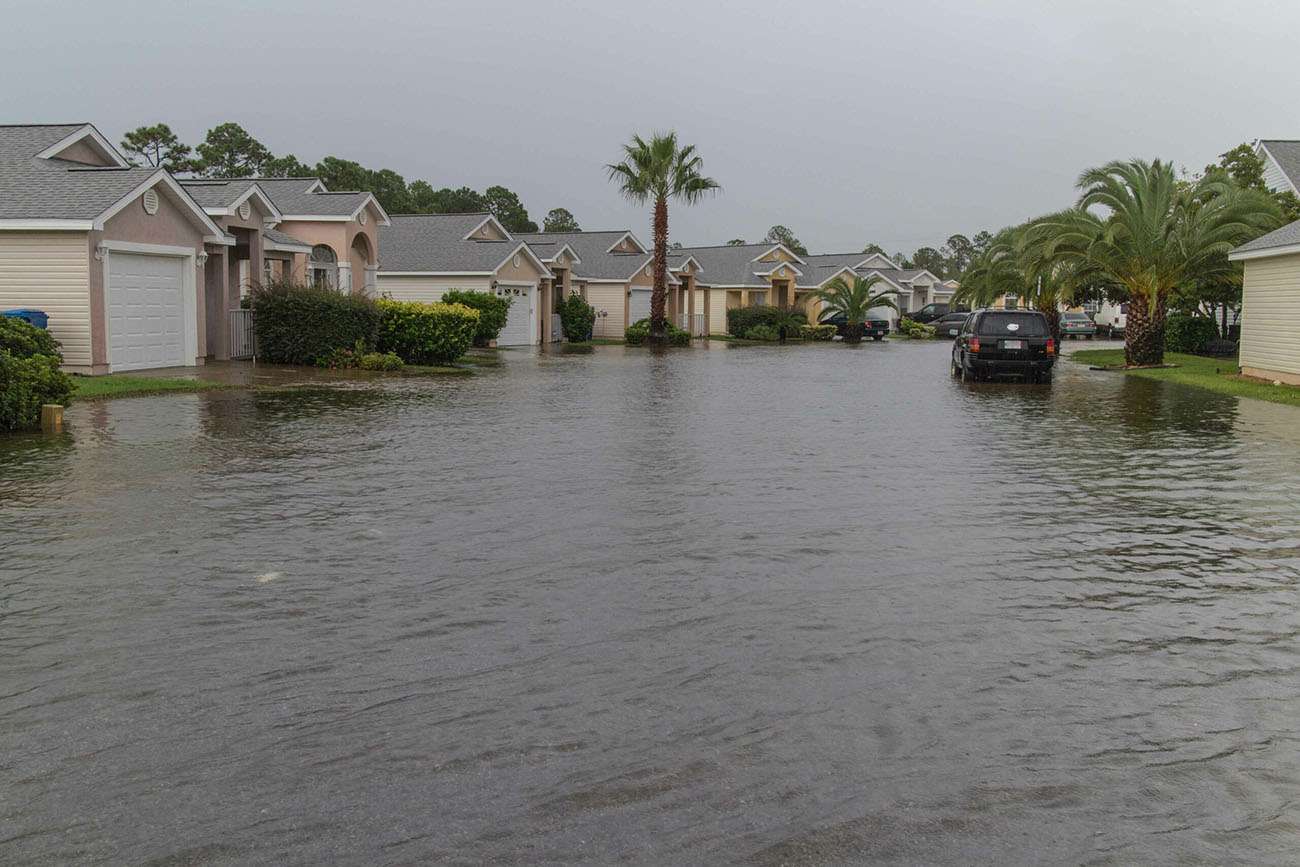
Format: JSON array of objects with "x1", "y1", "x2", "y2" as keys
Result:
[{"x1": 951, "y1": 358, "x2": 960, "y2": 377}]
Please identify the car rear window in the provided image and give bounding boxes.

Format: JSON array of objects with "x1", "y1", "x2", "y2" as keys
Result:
[{"x1": 975, "y1": 312, "x2": 1048, "y2": 337}]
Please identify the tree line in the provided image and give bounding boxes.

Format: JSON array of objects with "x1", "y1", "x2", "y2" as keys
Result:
[
  {"x1": 721, "y1": 226, "x2": 994, "y2": 278},
  {"x1": 119, "y1": 122, "x2": 582, "y2": 233}
]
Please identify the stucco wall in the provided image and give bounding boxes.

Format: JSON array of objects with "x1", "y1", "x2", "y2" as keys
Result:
[
  {"x1": 1240, "y1": 253, "x2": 1300, "y2": 378},
  {"x1": 0, "y1": 231, "x2": 92, "y2": 368}
]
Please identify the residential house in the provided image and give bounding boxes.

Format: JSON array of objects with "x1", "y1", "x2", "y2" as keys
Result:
[
  {"x1": 1256, "y1": 140, "x2": 1300, "y2": 197},
  {"x1": 1228, "y1": 218, "x2": 1300, "y2": 385},
  {"x1": 376, "y1": 213, "x2": 553, "y2": 345},
  {"x1": 517, "y1": 230, "x2": 662, "y2": 339},
  {"x1": 0, "y1": 123, "x2": 225, "y2": 373}
]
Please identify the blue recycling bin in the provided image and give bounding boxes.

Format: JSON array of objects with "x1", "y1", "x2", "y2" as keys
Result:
[{"x1": 2, "y1": 309, "x2": 48, "y2": 329}]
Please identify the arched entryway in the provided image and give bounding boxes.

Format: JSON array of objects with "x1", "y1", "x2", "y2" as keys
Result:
[
  {"x1": 310, "y1": 244, "x2": 338, "y2": 289},
  {"x1": 350, "y1": 234, "x2": 375, "y2": 295}
]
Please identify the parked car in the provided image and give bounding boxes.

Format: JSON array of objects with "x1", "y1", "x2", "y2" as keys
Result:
[
  {"x1": 1094, "y1": 301, "x2": 1128, "y2": 338},
  {"x1": 951, "y1": 309, "x2": 1056, "y2": 383},
  {"x1": 933, "y1": 310, "x2": 971, "y2": 338},
  {"x1": 822, "y1": 313, "x2": 890, "y2": 341},
  {"x1": 910, "y1": 302, "x2": 961, "y2": 324},
  {"x1": 1059, "y1": 311, "x2": 1096, "y2": 339}
]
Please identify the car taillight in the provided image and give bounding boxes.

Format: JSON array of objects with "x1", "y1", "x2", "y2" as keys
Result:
[
  {"x1": 1046, "y1": 338, "x2": 1056, "y2": 356},
  {"x1": 969, "y1": 337, "x2": 981, "y2": 353}
]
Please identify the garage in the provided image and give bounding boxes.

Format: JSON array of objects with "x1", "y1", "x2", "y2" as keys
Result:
[
  {"x1": 495, "y1": 282, "x2": 536, "y2": 346},
  {"x1": 107, "y1": 251, "x2": 191, "y2": 371},
  {"x1": 628, "y1": 287, "x2": 652, "y2": 325}
]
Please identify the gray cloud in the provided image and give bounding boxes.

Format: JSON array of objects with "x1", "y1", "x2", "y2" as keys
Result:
[{"x1": 3, "y1": 0, "x2": 1297, "y2": 253}]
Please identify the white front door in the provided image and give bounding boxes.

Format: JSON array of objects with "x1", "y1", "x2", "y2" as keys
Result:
[
  {"x1": 107, "y1": 252, "x2": 188, "y2": 371},
  {"x1": 628, "y1": 288, "x2": 652, "y2": 325},
  {"x1": 496, "y1": 283, "x2": 536, "y2": 346}
]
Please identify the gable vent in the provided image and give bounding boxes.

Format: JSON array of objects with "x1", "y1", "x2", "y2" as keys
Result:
[
  {"x1": 142, "y1": 189, "x2": 160, "y2": 215},
  {"x1": 358, "y1": 210, "x2": 368, "y2": 225},
  {"x1": 238, "y1": 201, "x2": 251, "y2": 220}
]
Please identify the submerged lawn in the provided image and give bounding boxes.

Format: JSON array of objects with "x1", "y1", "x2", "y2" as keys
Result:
[
  {"x1": 1072, "y1": 349, "x2": 1300, "y2": 408},
  {"x1": 71, "y1": 375, "x2": 231, "y2": 401}
]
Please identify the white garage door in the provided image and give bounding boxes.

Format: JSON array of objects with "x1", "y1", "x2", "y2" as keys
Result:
[
  {"x1": 108, "y1": 252, "x2": 188, "y2": 371},
  {"x1": 496, "y1": 283, "x2": 536, "y2": 346},
  {"x1": 628, "y1": 288, "x2": 652, "y2": 326}
]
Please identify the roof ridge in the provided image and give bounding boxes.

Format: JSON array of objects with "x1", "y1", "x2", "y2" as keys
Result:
[
  {"x1": 0, "y1": 122, "x2": 88, "y2": 129},
  {"x1": 520, "y1": 229, "x2": 631, "y2": 235},
  {"x1": 387, "y1": 211, "x2": 491, "y2": 218}
]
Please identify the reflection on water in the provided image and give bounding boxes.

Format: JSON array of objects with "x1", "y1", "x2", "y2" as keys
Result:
[{"x1": 3, "y1": 343, "x2": 1300, "y2": 864}]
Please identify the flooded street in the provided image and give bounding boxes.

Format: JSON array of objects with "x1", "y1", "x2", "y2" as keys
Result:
[{"x1": 3, "y1": 340, "x2": 1300, "y2": 864}]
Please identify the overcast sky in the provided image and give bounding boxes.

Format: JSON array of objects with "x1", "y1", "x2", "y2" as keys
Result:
[{"x1": 4, "y1": 0, "x2": 1298, "y2": 254}]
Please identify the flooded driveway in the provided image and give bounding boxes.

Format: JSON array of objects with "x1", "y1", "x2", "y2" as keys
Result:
[{"x1": 3, "y1": 341, "x2": 1300, "y2": 864}]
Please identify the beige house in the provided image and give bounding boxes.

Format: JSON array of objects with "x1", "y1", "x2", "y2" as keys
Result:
[
  {"x1": 517, "y1": 230, "x2": 662, "y2": 339},
  {"x1": 377, "y1": 213, "x2": 553, "y2": 345},
  {"x1": 0, "y1": 123, "x2": 227, "y2": 373},
  {"x1": 670, "y1": 244, "x2": 954, "y2": 334},
  {"x1": 1229, "y1": 219, "x2": 1300, "y2": 384}
]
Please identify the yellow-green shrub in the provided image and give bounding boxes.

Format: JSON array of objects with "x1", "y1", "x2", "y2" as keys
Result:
[{"x1": 376, "y1": 300, "x2": 479, "y2": 365}]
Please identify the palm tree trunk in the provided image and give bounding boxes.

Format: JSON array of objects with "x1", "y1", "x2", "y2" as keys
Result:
[
  {"x1": 650, "y1": 195, "x2": 669, "y2": 343},
  {"x1": 1037, "y1": 301, "x2": 1061, "y2": 344},
  {"x1": 1125, "y1": 291, "x2": 1166, "y2": 366},
  {"x1": 844, "y1": 323, "x2": 864, "y2": 344}
]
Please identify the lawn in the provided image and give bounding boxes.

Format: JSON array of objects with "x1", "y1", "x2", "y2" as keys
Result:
[
  {"x1": 71, "y1": 375, "x2": 232, "y2": 401},
  {"x1": 1072, "y1": 349, "x2": 1300, "y2": 408}
]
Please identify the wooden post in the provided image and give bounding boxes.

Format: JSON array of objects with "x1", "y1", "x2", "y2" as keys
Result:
[{"x1": 41, "y1": 404, "x2": 63, "y2": 434}]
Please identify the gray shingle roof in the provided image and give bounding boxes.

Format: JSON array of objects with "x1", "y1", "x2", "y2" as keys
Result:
[
  {"x1": 263, "y1": 227, "x2": 312, "y2": 250},
  {"x1": 672, "y1": 243, "x2": 805, "y2": 287},
  {"x1": 1260, "y1": 140, "x2": 1300, "y2": 192},
  {"x1": 0, "y1": 124, "x2": 161, "y2": 220},
  {"x1": 1232, "y1": 218, "x2": 1300, "y2": 256},
  {"x1": 249, "y1": 178, "x2": 372, "y2": 217},
  {"x1": 379, "y1": 213, "x2": 534, "y2": 273},
  {"x1": 517, "y1": 230, "x2": 649, "y2": 280},
  {"x1": 177, "y1": 178, "x2": 261, "y2": 208}
]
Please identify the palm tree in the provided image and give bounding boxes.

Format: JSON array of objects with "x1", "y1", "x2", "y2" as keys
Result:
[
  {"x1": 607, "y1": 133, "x2": 720, "y2": 343},
  {"x1": 1022, "y1": 159, "x2": 1279, "y2": 366},
  {"x1": 955, "y1": 228, "x2": 1022, "y2": 309},
  {"x1": 814, "y1": 275, "x2": 898, "y2": 344}
]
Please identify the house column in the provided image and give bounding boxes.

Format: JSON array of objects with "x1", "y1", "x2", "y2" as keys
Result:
[
  {"x1": 337, "y1": 262, "x2": 352, "y2": 294},
  {"x1": 539, "y1": 278, "x2": 553, "y2": 343}
]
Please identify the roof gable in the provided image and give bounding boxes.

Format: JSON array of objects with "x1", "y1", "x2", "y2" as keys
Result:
[
  {"x1": 1257, "y1": 140, "x2": 1300, "y2": 196},
  {"x1": 34, "y1": 124, "x2": 129, "y2": 168}
]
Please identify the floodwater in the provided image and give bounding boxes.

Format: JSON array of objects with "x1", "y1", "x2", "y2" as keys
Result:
[{"x1": 3, "y1": 341, "x2": 1300, "y2": 864}]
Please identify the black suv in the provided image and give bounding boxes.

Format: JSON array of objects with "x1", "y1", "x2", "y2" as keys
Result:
[
  {"x1": 910, "y1": 302, "x2": 967, "y2": 324},
  {"x1": 951, "y1": 309, "x2": 1056, "y2": 383}
]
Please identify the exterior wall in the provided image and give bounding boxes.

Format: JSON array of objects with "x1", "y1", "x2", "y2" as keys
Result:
[
  {"x1": 469, "y1": 220, "x2": 509, "y2": 241},
  {"x1": 344, "y1": 212, "x2": 380, "y2": 294},
  {"x1": 376, "y1": 274, "x2": 492, "y2": 303},
  {"x1": 495, "y1": 252, "x2": 547, "y2": 284},
  {"x1": 587, "y1": 282, "x2": 627, "y2": 338},
  {"x1": 0, "y1": 231, "x2": 92, "y2": 368},
  {"x1": 1240, "y1": 253, "x2": 1300, "y2": 378},
  {"x1": 1260, "y1": 147, "x2": 1297, "y2": 195},
  {"x1": 275, "y1": 220, "x2": 348, "y2": 285},
  {"x1": 52, "y1": 139, "x2": 114, "y2": 166},
  {"x1": 707, "y1": 289, "x2": 727, "y2": 334},
  {"x1": 96, "y1": 184, "x2": 209, "y2": 369}
]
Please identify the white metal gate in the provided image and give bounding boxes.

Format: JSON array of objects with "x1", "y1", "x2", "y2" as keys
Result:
[{"x1": 229, "y1": 309, "x2": 256, "y2": 359}]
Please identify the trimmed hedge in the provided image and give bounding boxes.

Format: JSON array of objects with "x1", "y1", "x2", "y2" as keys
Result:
[
  {"x1": 625, "y1": 318, "x2": 690, "y2": 347},
  {"x1": 726, "y1": 305, "x2": 806, "y2": 337},
  {"x1": 442, "y1": 290, "x2": 511, "y2": 347},
  {"x1": 743, "y1": 324, "x2": 780, "y2": 341},
  {"x1": 800, "y1": 324, "x2": 836, "y2": 341},
  {"x1": 249, "y1": 281, "x2": 380, "y2": 365},
  {"x1": 376, "y1": 300, "x2": 479, "y2": 364},
  {"x1": 1165, "y1": 313, "x2": 1219, "y2": 354},
  {"x1": 558, "y1": 292, "x2": 596, "y2": 341}
]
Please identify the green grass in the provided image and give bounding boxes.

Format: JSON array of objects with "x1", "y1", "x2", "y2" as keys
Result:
[
  {"x1": 1072, "y1": 349, "x2": 1300, "y2": 408},
  {"x1": 71, "y1": 375, "x2": 231, "y2": 401},
  {"x1": 585, "y1": 338, "x2": 625, "y2": 345},
  {"x1": 398, "y1": 364, "x2": 473, "y2": 376}
]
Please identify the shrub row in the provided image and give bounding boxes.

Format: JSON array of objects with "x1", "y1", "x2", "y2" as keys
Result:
[
  {"x1": 0, "y1": 318, "x2": 73, "y2": 432},
  {"x1": 800, "y1": 324, "x2": 837, "y2": 341},
  {"x1": 625, "y1": 318, "x2": 690, "y2": 347},
  {"x1": 250, "y1": 281, "x2": 483, "y2": 367},
  {"x1": 375, "y1": 300, "x2": 479, "y2": 365},
  {"x1": 896, "y1": 317, "x2": 936, "y2": 339},
  {"x1": 726, "y1": 305, "x2": 807, "y2": 337},
  {"x1": 1165, "y1": 313, "x2": 1220, "y2": 354}
]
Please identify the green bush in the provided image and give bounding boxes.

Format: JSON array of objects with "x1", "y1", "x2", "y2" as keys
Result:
[
  {"x1": 743, "y1": 324, "x2": 780, "y2": 341},
  {"x1": 249, "y1": 280, "x2": 380, "y2": 365},
  {"x1": 1, "y1": 317, "x2": 62, "y2": 361},
  {"x1": 897, "y1": 317, "x2": 936, "y2": 339},
  {"x1": 376, "y1": 299, "x2": 479, "y2": 364},
  {"x1": 726, "y1": 305, "x2": 806, "y2": 337},
  {"x1": 800, "y1": 324, "x2": 837, "y2": 341},
  {"x1": 558, "y1": 292, "x2": 596, "y2": 341},
  {"x1": 1, "y1": 351, "x2": 73, "y2": 432},
  {"x1": 442, "y1": 290, "x2": 511, "y2": 347},
  {"x1": 625, "y1": 318, "x2": 690, "y2": 347},
  {"x1": 1165, "y1": 313, "x2": 1219, "y2": 354},
  {"x1": 359, "y1": 351, "x2": 404, "y2": 371}
]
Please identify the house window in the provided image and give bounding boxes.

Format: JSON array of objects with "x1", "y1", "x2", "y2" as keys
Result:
[{"x1": 310, "y1": 245, "x2": 338, "y2": 290}]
